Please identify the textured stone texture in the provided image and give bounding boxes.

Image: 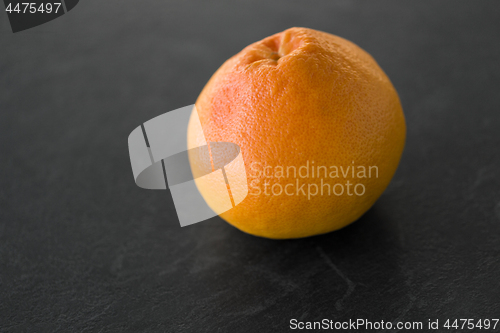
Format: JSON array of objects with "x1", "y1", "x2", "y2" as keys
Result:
[{"x1": 1, "y1": 1, "x2": 500, "y2": 332}]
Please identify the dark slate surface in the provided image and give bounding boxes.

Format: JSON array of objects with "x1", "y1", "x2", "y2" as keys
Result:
[{"x1": 1, "y1": 1, "x2": 500, "y2": 332}]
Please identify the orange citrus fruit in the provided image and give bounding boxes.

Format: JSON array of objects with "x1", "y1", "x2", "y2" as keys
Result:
[{"x1": 188, "y1": 27, "x2": 406, "y2": 239}]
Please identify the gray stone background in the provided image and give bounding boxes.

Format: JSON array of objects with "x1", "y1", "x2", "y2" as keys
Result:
[{"x1": 1, "y1": 1, "x2": 499, "y2": 332}]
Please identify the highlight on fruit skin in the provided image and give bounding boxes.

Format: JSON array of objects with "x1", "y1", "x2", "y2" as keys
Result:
[{"x1": 188, "y1": 27, "x2": 406, "y2": 239}]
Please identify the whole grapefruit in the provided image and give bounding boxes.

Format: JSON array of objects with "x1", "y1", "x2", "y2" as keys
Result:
[{"x1": 188, "y1": 27, "x2": 406, "y2": 239}]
